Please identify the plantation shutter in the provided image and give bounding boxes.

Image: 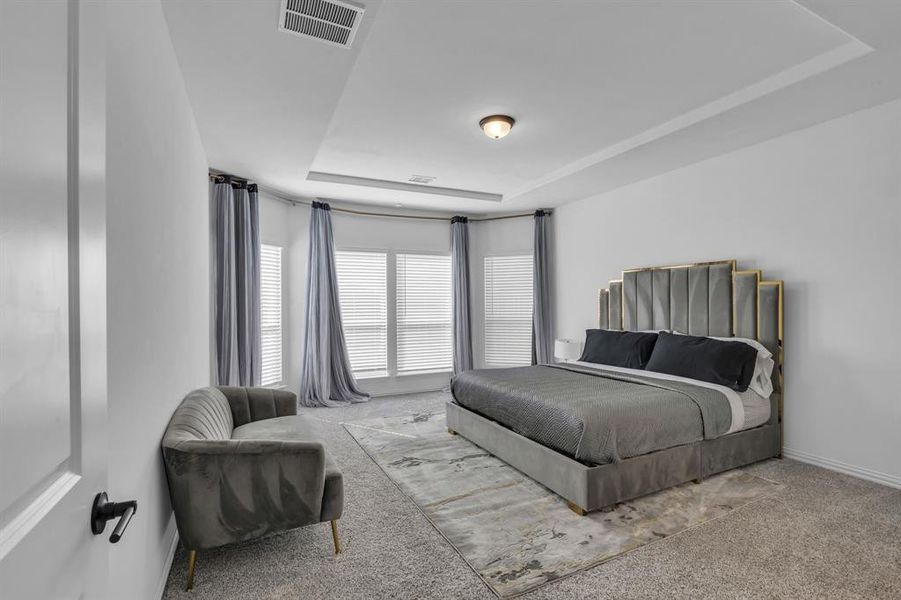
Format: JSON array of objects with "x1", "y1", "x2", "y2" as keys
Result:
[
  {"x1": 396, "y1": 253, "x2": 453, "y2": 374},
  {"x1": 484, "y1": 255, "x2": 533, "y2": 367},
  {"x1": 260, "y1": 244, "x2": 283, "y2": 386},
  {"x1": 335, "y1": 250, "x2": 388, "y2": 378}
]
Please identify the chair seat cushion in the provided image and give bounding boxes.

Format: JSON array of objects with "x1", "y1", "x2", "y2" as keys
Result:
[{"x1": 232, "y1": 415, "x2": 343, "y2": 521}]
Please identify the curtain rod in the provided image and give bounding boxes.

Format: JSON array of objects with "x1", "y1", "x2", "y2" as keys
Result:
[
  {"x1": 289, "y1": 198, "x2": 541, "y2": 222},
  {"x1": 210, "y1": 171, "x2": 548, "y2": 222}
]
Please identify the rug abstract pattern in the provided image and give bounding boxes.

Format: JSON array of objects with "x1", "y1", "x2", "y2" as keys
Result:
[{"x1": 345, "y1": 410, "x2": 783, "y2": 598}]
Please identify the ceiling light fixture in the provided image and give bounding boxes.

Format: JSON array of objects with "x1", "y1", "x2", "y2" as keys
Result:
[{"x1": 479, "y1": 114, "x2": 515, "y2": 139}]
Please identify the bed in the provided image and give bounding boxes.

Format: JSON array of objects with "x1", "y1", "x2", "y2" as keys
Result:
[{"x1": 446, "y1": 259, "x2": 783, "y2": 515}]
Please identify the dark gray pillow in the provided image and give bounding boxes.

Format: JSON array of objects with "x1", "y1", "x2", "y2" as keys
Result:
[
  {"x1": 645, "y1": 331, "x2": 758, "y2": 391},
  {"x1": 579, "y1": 329, "x2": 658, "y2": 369}
]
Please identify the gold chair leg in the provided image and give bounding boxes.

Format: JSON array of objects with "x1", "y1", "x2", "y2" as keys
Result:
[
  {"x1": 330, "y1": 520, "x2": 342, "y2": 554},
  {"x1": 185, "y1": 550, "x2": 197, "y2": 591},
  {"x1": 566, "y1": 501, "x2": 587, "y2": 516}
]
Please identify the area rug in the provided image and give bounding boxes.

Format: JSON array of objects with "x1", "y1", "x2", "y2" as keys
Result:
[{"x1": 344, "y1": 411, "x2": 782, "y2": 598}]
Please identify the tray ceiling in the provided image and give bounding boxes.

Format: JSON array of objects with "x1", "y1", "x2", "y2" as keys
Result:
[{"x1": 163, "y1": 0, "x2": 901, "y2": 214}]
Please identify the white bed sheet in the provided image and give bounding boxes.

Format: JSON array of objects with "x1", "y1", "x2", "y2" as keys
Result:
[{"x1": 568, "y1": 361, "x2": 770, "y2": 434}]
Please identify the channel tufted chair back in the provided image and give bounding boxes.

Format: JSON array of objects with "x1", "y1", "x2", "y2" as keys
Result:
[
  {"x1": 162, "y1": 387, "x2": 234, "y2": 443},
  {"x1": 219, "y1": 386, "x2": 297, "y2": 427}
]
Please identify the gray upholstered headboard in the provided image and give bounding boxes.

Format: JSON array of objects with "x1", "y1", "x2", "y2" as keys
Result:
[{"x1": 597, "y1": 259, "x2": 783, "y2": 395}]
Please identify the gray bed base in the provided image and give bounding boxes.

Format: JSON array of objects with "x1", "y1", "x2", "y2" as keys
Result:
[
  {"x1": 446, "y1": 259, "x2": 784, "y2": 514},
  {"x1": 446, "y1": 392, "x2": 781, "y2": 514}
]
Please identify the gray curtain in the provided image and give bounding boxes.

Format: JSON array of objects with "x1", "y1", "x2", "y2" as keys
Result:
[
  {"x1": 451, "y1": 216, "x2": 473, "y2": 374},
  {"x1": 532, "y1": 210, "x2": 554, "y2": 365},
  {"x1": 299, "y1": 201, "x2": 370, "y2": 407},
  {"x1": 212, "y1": 179, "x2": 261, "y2": 386}
]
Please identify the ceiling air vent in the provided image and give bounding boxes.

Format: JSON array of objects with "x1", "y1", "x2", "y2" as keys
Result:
[{"x1": 279, "y1": 0, "x2": 364, "y2": 48}]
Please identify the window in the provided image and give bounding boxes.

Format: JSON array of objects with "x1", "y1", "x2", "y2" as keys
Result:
[
  {"x1": 260, "y1": 244, "x2": 283, "y2": 386},
  {"x1": 396, "y1": 253, "x2": 452, "y2": 374},
  {"x1": 335, "y1": 251, "x2": 388, "y2": 378},
  {"x1": 484, "y1": 255, "x2": 533, "y2": 367}
]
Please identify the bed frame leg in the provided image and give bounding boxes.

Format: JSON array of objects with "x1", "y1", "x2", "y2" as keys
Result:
[
  {"x1": 566, "y1": 501, "x2": 587, "y2": 516},
  {"x1": 447, "y1": 427, "x2": 457, "y2": 435}
]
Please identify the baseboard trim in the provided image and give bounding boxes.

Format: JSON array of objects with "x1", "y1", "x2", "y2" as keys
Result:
[
  {"x1": 156, "y1": 515, "x2": 179, "y2": 600},
  {"x1": 782, "y1": 447, "x2": 901, "y2": 490},
  {"x1": 369, "y1": 385, "x2": 448, "y2": 398}
]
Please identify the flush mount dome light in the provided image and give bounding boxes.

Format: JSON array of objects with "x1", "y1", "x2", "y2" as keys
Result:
[{"x1": 479, "y1": 114, "x2": 515, "y2": 139}]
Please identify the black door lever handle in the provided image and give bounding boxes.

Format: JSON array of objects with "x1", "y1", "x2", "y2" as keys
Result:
[{"x1": 91, "y1": 492, "x2": 138, "y2": 543}]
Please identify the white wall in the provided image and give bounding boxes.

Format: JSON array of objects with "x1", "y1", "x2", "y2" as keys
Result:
[
  {"x1": 106, "y1": 2, "x2": 210, "y2": 598},
  {"x1": 259, "y1": 198, "x2": 536, "y2": 396},
  {"x1": 554, "y1": 99, "x2": 901, "y2": 486}
]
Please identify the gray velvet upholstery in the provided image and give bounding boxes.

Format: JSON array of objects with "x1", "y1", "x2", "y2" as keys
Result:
[
  {"x1": 161, "y1": 387, "x2": 343, "y2": 551},
  {"x1": 453, "y1": 259, "x2": 783, "y2": 513},
  {"x1": 608, "y1": 280, "x2": 623, "y2": 330},
  {"x1": 448, "y1": 400, "x2": 781, "y2": 512},
  {"x1": 621, "y1": 263, "x2": 732, "y2": 336},
  {"x1": 669, "y1": 268, "x2": 688, "y2": 334},
  {"x1": 232, "y1": 416, "x2": 344, "y2": 522},
  {"x1": 758, "y1": 283, "x2": 783, "y2": 393},
  {"x1": 708, "y1": 263, "x2": 733, "y2": 336},
  {"x1": 652, "y1": 269, "x2": 671, "y2": 330},
  {"x1": 687, "y1": 265, "x2": 709, "y2": 335},
  {"x1": 733, "y1": 271, "x2": 760, "y2": 339},
  {"x1": 597, "y1": 289, "x2": 609, "y2": 329},
  {"x1": 218, "y1": 385, "x2": 297, "y2": 427}
]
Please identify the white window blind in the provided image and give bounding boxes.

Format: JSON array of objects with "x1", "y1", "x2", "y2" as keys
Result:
[
  {"x1": 484, "y1": 255, "x2": 534, "y2": 367},
  {"x1": 260, "y1": 244, "x2": 283, "y2": 386},
  {"x1": 335, "y1": 250, "x2": 388, "y2": 378},
  {"x1": 396, "y1": 253, "x2": 452, "y2": 374}
]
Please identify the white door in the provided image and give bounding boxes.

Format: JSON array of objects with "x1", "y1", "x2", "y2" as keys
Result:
[{"x1": 0, "y1": 1, "x2": 110, "y2": 598}]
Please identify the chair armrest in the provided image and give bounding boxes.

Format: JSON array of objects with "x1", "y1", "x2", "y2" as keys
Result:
[
  {"x1": 216, "y1": 386, "x2": 297, "y2": 426},
  {"x1": 162, "y1": 439, "x2": 325, "y2": 550}
]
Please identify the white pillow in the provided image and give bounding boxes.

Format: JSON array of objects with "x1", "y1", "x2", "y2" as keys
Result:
[{"x1": 671, "y1": 331, "x2": 774, "y2": 398}]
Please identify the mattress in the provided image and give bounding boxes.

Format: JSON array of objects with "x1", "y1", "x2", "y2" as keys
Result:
[
  {"x1": 450, "y1": 361, "x2": 771, "y2": 466},
  {"x1": 570, "y1": 361, "x2": 772, "y2": 431}
]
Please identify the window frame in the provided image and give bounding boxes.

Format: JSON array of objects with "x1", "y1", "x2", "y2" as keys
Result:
[{"x1": 335, "y1": 247, "x2": 453, "y2": 381}]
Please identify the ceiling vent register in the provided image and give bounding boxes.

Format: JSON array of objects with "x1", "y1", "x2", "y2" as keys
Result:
[{"x1": 279, "y1": 0, "x2": 364, "y2": 48}]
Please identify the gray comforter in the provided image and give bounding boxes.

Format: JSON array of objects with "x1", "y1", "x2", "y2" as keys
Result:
[{"x1": 450, "y1": 363, "x2": 733, "y2": 465}]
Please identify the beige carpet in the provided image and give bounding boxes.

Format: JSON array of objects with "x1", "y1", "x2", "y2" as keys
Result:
[{"x1": 162, "y1": 391, "x2": 901, "y2": 600}]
